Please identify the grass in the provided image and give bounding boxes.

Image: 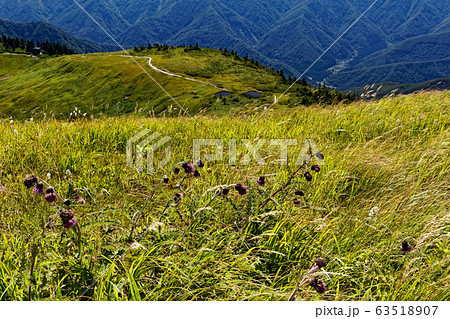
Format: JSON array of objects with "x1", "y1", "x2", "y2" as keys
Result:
[
  {"x1": 0, "y1": 46, "x2": 351, "y2": 120},
  {"x1": 0, "y1": 91, "x2": 448, "y2": 301}
]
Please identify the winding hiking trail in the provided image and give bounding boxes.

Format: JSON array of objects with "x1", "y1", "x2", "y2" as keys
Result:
[
  {"x1": 105, "y1": 54, "x2": 228, "y2": 91},
  {"x1": 146, "y1": 57, "x2": 228, "y2": 91}
]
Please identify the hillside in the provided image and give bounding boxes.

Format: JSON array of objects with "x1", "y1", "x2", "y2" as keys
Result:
[
  {"x1": 351, "y1": 77, "x2": 450, "y2": 99},
  {"x1": 0, "y1": 91, "x2": 448, "y2": 300},
  {"x1": 0, "y1": 0, "x2": 448, "y2": 88},
  {"x1": 0, "y1": 19, "x2": 108, "y2": 53},
  {"x1": 0, "y1": 46, "x2": 351, "y2": 120}
]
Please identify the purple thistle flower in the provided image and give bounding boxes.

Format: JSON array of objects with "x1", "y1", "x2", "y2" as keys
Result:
[
  {"x1": 235, "y1": 183, "x2": 248, "y2": 195},
  {"x1": 309, "y1": 278, "x2": 327, "y2": 294},
  {"x1": 64, "y1": 199, "x2": 71, "y2": 206},
  {"x1": 59, "y1": 209, "x2": 74, "y2": 223},
  {"x1": 33, "y1": 183, "x2": 45, "y2": 195},
  {"x1": 256, "y1": 176, "x2": 266, "y2": 187},
  {"x1": 174, "y1": 193, "x2": 183, "y2": 204},
  {"x1": 304, "y1": 171, "x2": 313, "y2": 181},
  {"x1": 192, "y1": 170, "x2": 200, "y2": 178},
  {"x1": 45, "y1": 188, "x2": 57, "y2": 203},
  {"x1": 221, "y1": 187, "x2": 230, "y2": 197},
  {"x1": 311, "y1": 164, "x2": 321, "y2": 172},
  {"x1": 63, "y1": 218, "x2": 77, "y2": 229},
  {"x1": 195, "y1": 159, "x2": 205, "y2": 168},
  {"x1": 23, "y1": 175, "x2": 38, "y2": 188},
  {"x1": 400, "y1": 240, "x2": 412, "y2": 253},
  {"x1": 182, "y1": 162, "x2": 194, "y2": 174}
]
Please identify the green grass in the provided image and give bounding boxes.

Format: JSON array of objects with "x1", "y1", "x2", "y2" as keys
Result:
[
  {"x1": 0, "y1": 91, "x2": 448, "y2": 300},
  {"x1": 0, "y1": 46, "x2": 351, "y2": 120}
]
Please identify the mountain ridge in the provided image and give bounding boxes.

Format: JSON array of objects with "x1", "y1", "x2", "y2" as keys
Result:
[{"x1": 0, "y1": 0, "x2": 448, "y2": 89}]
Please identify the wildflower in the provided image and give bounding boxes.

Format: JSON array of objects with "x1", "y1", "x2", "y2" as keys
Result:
[
  {"x1": 294, "y1": 190, "x2": 305, "y2": 196},
  {"x1": 311, "y1": 164, "x2": 320, "y2": 172},
  {"x1": 195, "y1": 159, "x2": 205, "y2": 168},
  {"x1": 182, "y1": 162, "x2": 194, "y2": 174},
  {"x1": 309, "y1": 278, "x2": 327, "y2": 294},
  {"x1": 45, "y1": 188, "x2": 57, "y2": 203},
  {"x1": 163, "y1": 175, "x2": 169, "y2": 183},
  {"x1": 400, "y1": 240, "x2": 412, "y2": 253},
  {"x1": 174, "y1": 193, "x2": 183, "y2": 204},
  {"x1": 47, "y1": 173, "x2": 51, "y2": 180},
  {"x1": 174, "y1": 167, "x2": 180, "y2": 175},
  {"x1": 23, "y1": 175, "x2": 38, "y2": 188},
  {"x1": 30, "y1": 118, "x2": 34, "y2": 122},
  {"x1": 256, "y1": 176, "x2": 266, "y2": 187},
  {"x1": 59, "y1": 209, "x2": 74, "y2": 223},
  {"x1": 221, "y1": 187, "x2": 230, "y2": 197},
  {"x1": 314, "y1": 258, "x2": 327, "y2": 269},
  {"x1": 33, "y1": 182, "x2": 45, "y2": 195},
  {"x1": 10, "y1": 119, "x2": 13, "y2": 124},
  {"x1": 368, "y1": 206, "x2": 379, "y2": 221},
  {"x1": 304, "y1": 171, "x2": 313, "y2": 181},
  {"x1": 13, "y1": 129, "x2": 18, "y2": 135},
  {"x1": 235, "y1": 183, "x2": 248, "y2": 195},
  {"x1": 63, "y1": 218, "x2": 77, "y2": 229},
  {"x1": 192, "y1": 170, "x2": 200, "y2": 178},
  {"x1": 64, "y1": 199, "x2": 71, "y2": 206}
]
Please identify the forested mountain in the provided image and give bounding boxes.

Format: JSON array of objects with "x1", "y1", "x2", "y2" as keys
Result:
[
  {"x1": 0, "y1": 19, "x2": 108, "y2": 53},
  {"x1": 0, "y1": 0, "x2": 448, "y2": 89}
]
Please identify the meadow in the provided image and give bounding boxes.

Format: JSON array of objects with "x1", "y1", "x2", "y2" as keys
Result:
[{"x1": 0, "y1": 90, "x2": 448, "y2": 301}]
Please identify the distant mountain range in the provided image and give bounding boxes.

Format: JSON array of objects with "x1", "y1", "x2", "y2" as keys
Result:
[
  {"x1": 0, "y1": 19, "x2": 111, "y2": 53},
  {"x1": 0, "y1": 0, "x2": 449, "y2": 90}
]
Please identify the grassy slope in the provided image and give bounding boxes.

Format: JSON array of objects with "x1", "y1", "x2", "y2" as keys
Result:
[
  {"x1": 0, "y1": 47, "x2": 349, "y2": 120},
  {"x1": 0, "y1": 91, "x2": 448, "y2": 300}
]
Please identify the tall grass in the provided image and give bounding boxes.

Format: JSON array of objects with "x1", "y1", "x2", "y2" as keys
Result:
[{"x1": 0, "y1": 91, "x2": 448, "y2": 300}]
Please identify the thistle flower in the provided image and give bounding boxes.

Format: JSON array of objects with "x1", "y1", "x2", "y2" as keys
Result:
[
  {"x1": 63, "y1": 218, "x2": 77, "y2": 229},
  {"x1": 192, "y1": 170, "x2": 200, "y2": 178},
  {"x1": 400, "y1": 240, "x2": 412, "y2": 253},
  {"x1": 174, "y1": 167, "x2": 180, "y2": 175},
  {"x1": 23, "y1": 175, "x2": 38, "y2": 188},
  {"x1": 174, "y1": 193, "x2": 183, "y2": 204},
  {"x1": 64, "y1": 199, "x2": 71, "y2": 206},
  {"x1": 311, "y1": 164, "x2": 320, "y2": 172},
  {"x1": 59, "y1": 209, "x2": 74, "y2": 224},
  {"x1": 33, "y1": 182, "x2": 45, "y2": 195},
  {"x1": 163, "y1": 175, "x2": 169, "y2": 183},
  {"x1": 45, "y1": 188, "x2": 57, "y2": 203},
  {"x1": 182, "y1": 162, "x2": 194, "y2": 174},
  {"x1": 304, "y1": 171, "x2": 313, "y2": 181},
  {"x1": 314, "y1": 258, "x2": 327, "y2": 269},
  {"x1": 256, "y1": 176, "x2": 266, "y2": 187},
  {"x1": 195, "y1": 159, "x2": 205, "y2": 168},
  {"x1": 235, "y1": 183, "x2": 248, "y2": 195},
  {"x1": 221, "y1": 187, "x2": 230, "y2": 197},
  {"x1": 309, "y1": 278, "x2": 327, "y2": 294},
  {"x1": 294, "y1": 190, "x2": 305, "y2": 196}
]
